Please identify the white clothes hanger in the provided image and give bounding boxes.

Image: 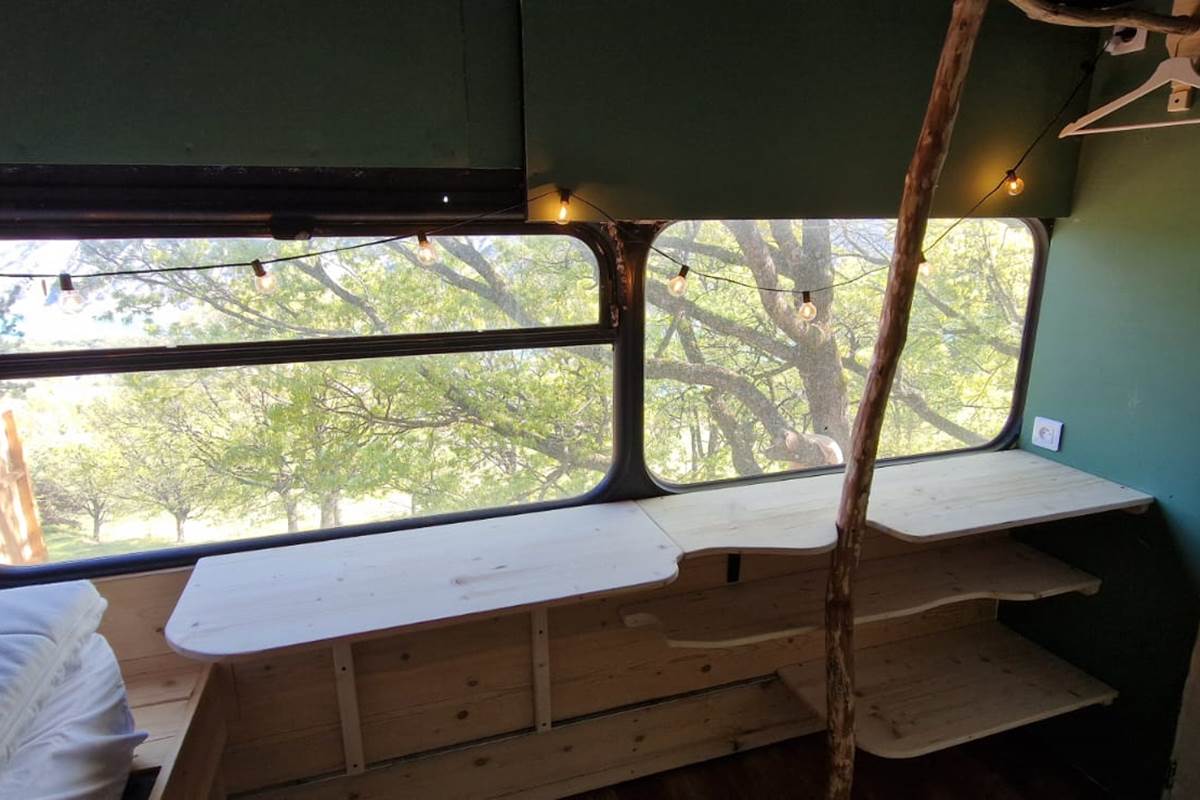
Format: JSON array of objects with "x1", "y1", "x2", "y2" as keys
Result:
[{"x1": 1061, "y1": 0, "x2": 1200, "y2": 137}]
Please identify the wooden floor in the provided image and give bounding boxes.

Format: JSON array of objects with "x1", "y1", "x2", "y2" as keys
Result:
[{"x1": 569, "y1": 730, "x2": 1110, "y2": 800}]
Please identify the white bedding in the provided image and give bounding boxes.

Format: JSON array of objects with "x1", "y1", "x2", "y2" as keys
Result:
[{"x1": 0, "y1": 581, "x2": 146, "y2": 800}]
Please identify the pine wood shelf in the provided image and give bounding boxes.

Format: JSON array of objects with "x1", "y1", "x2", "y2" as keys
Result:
[
  {"x1": 636, "y1": 471, "x2": 841, "y2": 558},
  {"x1": 777, "y1": 622, "x2": 1117, "y2": 759},
  {"x1": 166, "y1": 502, "x2": 682, "y2": 660},
  {"x1": 128, "y1": 663, "x2": 207, "y2": 773},
  {"x1": 620, "y1": 537, "x2": 1100, "y2": 648},
  {"x1": 635, "y1": 451, "x2": 1151, "y2": 558},
  {"x1": 867, "y1": 450, "x2": 1152, "y2": 542}
]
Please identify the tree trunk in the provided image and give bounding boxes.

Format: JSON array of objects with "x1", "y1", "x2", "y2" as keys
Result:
[
  {"x1": 90, "y1": 514, "x2": 102, "y2": 543},
  {"x1": 319, "y1": 493, "x2": 341, "y2": 529},
  {"x1": 823, "y1": 2, "x2": 989, "y2": 798},
  {"x1": 796, "y1": 220, "x2": 852, "y2": 450},
  {"x1": 174, "y1": 513, "x2": 187, "y2": 544},
  {"x1": 283, "y1": 495, "x2": 301, "y2": 533}
]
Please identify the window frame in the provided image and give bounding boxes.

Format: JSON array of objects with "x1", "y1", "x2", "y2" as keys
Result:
[
  {"x1": 636, "y1": 217, "x2": 1051, "y2": 493},
  {"x1": 0, "y1": 197, "x2": 1050, "y2": 585},
  {"x1": 0, "y1": 218, "x2": 622, "y2": 583}
]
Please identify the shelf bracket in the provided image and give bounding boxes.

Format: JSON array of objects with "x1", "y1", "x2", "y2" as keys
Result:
[
  {"x1": 331, "y1": 641, "x2": 366, "y2": 775},
  {"x1": 531, "y1": 607, "x2": 552, "y2": 733}
]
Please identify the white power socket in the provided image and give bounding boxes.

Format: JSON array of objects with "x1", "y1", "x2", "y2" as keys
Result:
[
  {"x1": 1107, "y1": 26, "x2": 1147, "y2": 55},
  {"x1": 1031, "y1": 416, "x2": 1063, "y2": 452}
]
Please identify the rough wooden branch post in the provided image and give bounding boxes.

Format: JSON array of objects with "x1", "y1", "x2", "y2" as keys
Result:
[{"x1": 823, "y1": 1, "x2": 988, "y2": 797}]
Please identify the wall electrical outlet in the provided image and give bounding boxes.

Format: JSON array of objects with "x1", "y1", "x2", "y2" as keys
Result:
[
  {"x1": 1106, "y1": 26, "x2": 1147, "y2": 55},
  {"x1": 1031, "y1": 416, "x2": 1063, "y2": 452}
]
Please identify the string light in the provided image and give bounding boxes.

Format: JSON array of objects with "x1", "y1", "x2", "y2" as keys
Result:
[
  {"x1": 919, "y1": 252, "x2": 933, "y2": 277},
  {"x1": 799, "y1": 291, "x2": 818, "y2": 322},
  {"x1": 1004, "y1": 170, "x2": 1026, "y2": 197},
  {"x1": 417, "y1": 233, "x2": 437, "y2": 265},
  {"x1": 667, "y1": 265, "x2": 689, "y2": 297},
  {"x1": 556, "y1": 190, "x2": 571, "y2": 225},
  {"x1": 251, "y1": 259, "x2": 278, "y2": 294},
  {"x1": 57, "y1": 273, "x2": 84, "y2": 313},
  {"x1": 0, "y1": 46, "x2": 1103, "y2": 308}
]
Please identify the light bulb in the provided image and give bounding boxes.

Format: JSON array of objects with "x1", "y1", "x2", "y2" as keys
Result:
[
  {"x1": 417, "y1": 233, "x2": 436, "y2": 265},
  {"x1": 799, "y1": 291, "x2": 818, "y2": 322},
  {"x1": 251, "y1": 259, "x2": 278, "y2": 295},
  {"x1": 58, "y1": 274, "x2": 84, "y2": 313},
  {"x1": 1005, "y1": 170, "x2": 1025, "y2": 197},
  {"x1": 667, "y1": 265, "x2": 690, "y2": 297},
  {"x1": 556, "y1": 190, "x2": 571, "y2": 225}
]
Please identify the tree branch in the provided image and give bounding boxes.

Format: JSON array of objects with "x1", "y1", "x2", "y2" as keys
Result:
[{"x1": 1008, "y1": 0, "x2": 1200, "y2": 35}]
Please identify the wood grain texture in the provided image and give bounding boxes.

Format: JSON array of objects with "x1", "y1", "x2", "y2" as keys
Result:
[
  {"x1": 332, "y1": 642, "x2": 365, "y2": 775},
  {"x1": 622, "y1": 538, "x2": 1098, "y2": 648},
  {"x1": 827, "y1": 2, "x2": 989, "y2": 794},
  {"x1": 166, "y1": 502, "x2": 682, "y2": 660},
  {"x1": 636, "y1": 472, "x2": 841, "y2": 558},
  {"x1": 221, "y1": 581, "x2": 993, "y2": 792},
  {"x1": 781, "y1": 622, "x2": 1117, "y2": 759},
  {"x1": 243, "y1": 679, "x2": 821, "y2": 800},
  {"x1": 128, "y1": 663, "x2": 207, "y2": 773},
  {"x1": 868, "y1": 450, "x2": 1152, "y2": 542},
  {"x1": 146, "y1": 664, "x2": 228, "y2": 800},
  {"x1": 531, "y1": 607, "x2": 552, "y2": 732}
]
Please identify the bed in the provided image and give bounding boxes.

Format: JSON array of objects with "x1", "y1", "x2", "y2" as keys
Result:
[{"x1": 0, "y1": 580, "x2": 146, "y2": 800}]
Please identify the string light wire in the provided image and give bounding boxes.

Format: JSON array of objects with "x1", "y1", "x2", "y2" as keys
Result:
[
  {"x1": 0, "y1": 191, "x2": 556, "y2": 281},
  {"x1": 923, "y1": 42, "x2": 1104, "y2": 256},
  {"x1": 0, "y1": 45, "x2": 1104, "y2": 295}
]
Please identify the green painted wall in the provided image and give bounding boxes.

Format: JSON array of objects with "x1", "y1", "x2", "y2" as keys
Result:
[
  {"x1": 522, "y1": 0, "x2": 1094, "y2": 221},
  {"x1": 0, "y1": 0, "x2": 524, "y2": 168},
  {"x1": 1006, "y1": 23, "x2": 1200, "y2": 798}
]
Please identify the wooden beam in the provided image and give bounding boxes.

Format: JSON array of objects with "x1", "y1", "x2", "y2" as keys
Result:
[
  {"x1": 824, "y1": 1, "x2": 989, "y2": 798},
  {"x1": 1008, "y1": 0, "x2": 1200, "y2": 36},
  {"x1": 331, "y1": 643, "x2": 366, "y2": 775},
  {"x1": 531, "y1": 608, "x2": 552, "y2": 733}
]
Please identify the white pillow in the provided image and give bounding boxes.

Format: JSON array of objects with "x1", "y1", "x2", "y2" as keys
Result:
[
  {"x1": 0, "y1": 634, "x2": 146, "y2": 800},
  {"x1": 0, "y1": 581, "x2": 109, "y2": 767}
]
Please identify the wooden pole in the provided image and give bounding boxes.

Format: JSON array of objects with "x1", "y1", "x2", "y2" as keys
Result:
[{"x1": 823, "y1": 1, "x2": 988, "y2": 797}]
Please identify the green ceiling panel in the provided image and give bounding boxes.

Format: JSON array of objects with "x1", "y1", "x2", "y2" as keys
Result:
[
  {"x1": 522, "y1": 0, "x2": 1095, "y2": 220},
  {"x1": 0, "y1": 0, "x2": 523, "y2": 169}
]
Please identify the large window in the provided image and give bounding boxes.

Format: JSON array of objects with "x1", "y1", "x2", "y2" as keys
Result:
[
  {"x1": 0, "y1": 233, "x2": 613, "y2": 566},
  {"x1": 644, "y1": 218, "x2": 1036, "y2": 484}
]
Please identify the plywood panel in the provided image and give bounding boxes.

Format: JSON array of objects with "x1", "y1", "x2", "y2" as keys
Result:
[
  {"x1": 868, "y1": 450, "x2": 1152, "y2": 542},
  {"x1": 637, "y1": 473, "x2": 840, "y2": 558},
  {"x1": 96, "y1": 568, "x2": 191, "y2": 668},
  {"x1": 167, "y1": 503, "x2": 681, "y2": 660},
  {"x1": 622, "y1": 538, "x2": 1098, "y2": 648},
  {"x1": 779, "y1": 622, "x2": 1117, "y2": 758},
  {"x1": 245, "y1": 679, "x2": 821, "y2": 800}
]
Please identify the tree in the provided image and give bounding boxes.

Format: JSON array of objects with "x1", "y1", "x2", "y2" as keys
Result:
[
  {"x1": 89, "y1": 379, "x2": 226, "y2": 543},
  {"x1": 33, "y1": 444, "x2": 126, "y2": 541},
  {"x1": 6, "y1": 220, "x2": 1033, "y2": 559}
]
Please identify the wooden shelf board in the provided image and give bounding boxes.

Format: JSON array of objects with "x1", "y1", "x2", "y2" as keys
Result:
[
  {"x1": 636, "y1": 472, "x2": 841, "y2": 558},
  {"x1": 868, "y1": 450, "x2": 1153, "y2": 542},
  {"x1": 127, "y1": 663, "x2": 206, "y2": 772},
  {"x1": 167, "y1": 502, "x2": 682, "y2": 661},
  {"x1": 621, "y1": 538, "x2": 1099, "y2": 648},
  {"x1": 778, "y1": 622, "x2": 1117, "y2": 759}
]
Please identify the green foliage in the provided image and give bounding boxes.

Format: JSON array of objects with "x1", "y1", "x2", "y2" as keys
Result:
[{"x1": 1, "y1": 222, "x2": 1031, "y2": 563}]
